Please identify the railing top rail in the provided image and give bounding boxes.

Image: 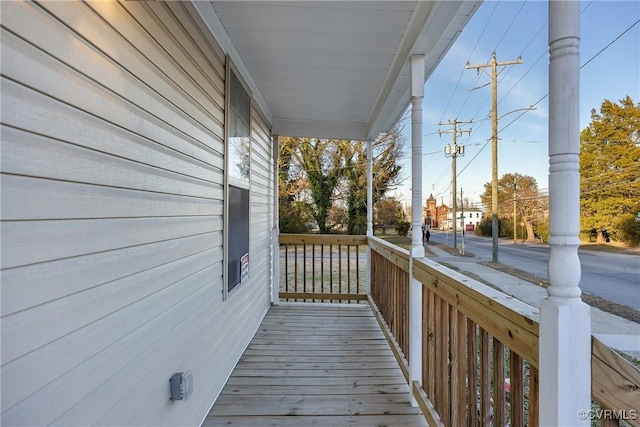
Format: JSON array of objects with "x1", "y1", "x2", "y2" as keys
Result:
[
  {"x1": 279, "y1": 234, "x2": 368, "y2": 245},
  {"x1": 592, "y1": 336, "x2": 640, "y2": 425},
  {"x1": 367, "y1": 236, "x2": 410, "y2": 272}
]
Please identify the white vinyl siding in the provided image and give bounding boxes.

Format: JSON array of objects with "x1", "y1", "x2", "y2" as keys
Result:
[{"x1": 1, "y1": 1, "x2": 272, "y2": 426}]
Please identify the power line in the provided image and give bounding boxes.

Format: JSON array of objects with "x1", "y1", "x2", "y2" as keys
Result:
[
  {"x1": 581, "y1": 19, "x2": 640, "y2": 69},
  {"x1": 494, "y1": 1, "x2": 528, "y2": 52},
  {"x1": 462, "y1": 0, "x2": 606, "y2": 141},
  {"x1": 440, "y1": 2, "x2": 500, "y2": 123}
]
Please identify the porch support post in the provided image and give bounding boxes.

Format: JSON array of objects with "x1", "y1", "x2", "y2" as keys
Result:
[
  {"x1": 366, "y1": 139, "x2": 373, "y2": 295},
  {"x1": 271, "y1": 135, "x2": 280, "y2": 306},
  {"x1": 540, "y1": 3, "x2": 590, "y2": 425},
  {"x1": 408, "y1": 54, "x2": 424, "y2": 406}
]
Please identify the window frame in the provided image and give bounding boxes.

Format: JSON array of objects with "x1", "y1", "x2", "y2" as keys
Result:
[{"x1": 223, "y1": 57, "x2": 252, "y2": 299}]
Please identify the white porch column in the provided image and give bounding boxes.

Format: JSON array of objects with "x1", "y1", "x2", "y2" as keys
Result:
[
  {"x1": 367, "y1": 139, "x2": 373, "y2": 238},
  {"x1": 271, "y1": 135, "x2": 280, "y2": 306},
  {"x1": 540, "y1": 3, "x2": 590, "y2": 425},
  {"x1": 408, "y1": 54, "x2": 424, "y2": 406},
  {"x1": 366, "y1": 139, "x2": 373, "y2": 295}
]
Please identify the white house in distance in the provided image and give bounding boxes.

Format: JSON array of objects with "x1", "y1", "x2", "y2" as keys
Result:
[
  {"x1": 0, "y1": 1, "x2": 596, "y2": 426},
  {"x1": 459, "y1": 207, "x2": 485, "y2": 231},
  {"x1": 441, "y1": 207, "x2": 483, "y2": 231}
]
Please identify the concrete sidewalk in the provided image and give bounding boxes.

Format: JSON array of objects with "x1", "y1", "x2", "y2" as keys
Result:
[{"x1": 423, "y1": 242, "x2": 640, "y2": 358}]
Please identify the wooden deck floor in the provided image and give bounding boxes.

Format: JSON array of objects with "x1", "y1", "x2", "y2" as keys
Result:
[{"x1": 203, "y1": 303, "x2": 427, "y2": 427}]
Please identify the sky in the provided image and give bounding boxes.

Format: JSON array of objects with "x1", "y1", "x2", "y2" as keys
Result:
[{"x1": 395, "y1": 0, "x2": 639, "y2": 209}]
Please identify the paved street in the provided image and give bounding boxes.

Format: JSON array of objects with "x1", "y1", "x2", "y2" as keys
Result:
[{"x1": 427, "y1": 230, "x2": 640, "y2": 310}]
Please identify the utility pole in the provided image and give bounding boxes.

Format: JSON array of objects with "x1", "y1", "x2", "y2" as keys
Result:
[
  {"x1": 460, "y1": 187, "x2": 465, "y2": 255},
  {"x1": 439, "y1": 119, "x2": 472, "y2": 250},
  {"x1": 466, "y1": 52, "x2": 522, "y2": 263},
  {"x1": 513, "y1": 179, "x2": 517, "y2": 244}
]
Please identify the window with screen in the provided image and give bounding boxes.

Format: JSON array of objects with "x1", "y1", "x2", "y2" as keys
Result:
[{"x1": 225, "y1": 63, "x2": 251, "y2": 295}]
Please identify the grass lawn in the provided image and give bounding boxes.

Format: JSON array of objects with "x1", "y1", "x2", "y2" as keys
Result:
[{"x1": 377, "y1": 234, "x2": 411, "y2": 249}]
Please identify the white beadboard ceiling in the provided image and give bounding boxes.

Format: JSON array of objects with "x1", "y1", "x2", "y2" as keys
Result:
[{"x1": 197, "y1": 1, "x2": 482, "y2": 140}]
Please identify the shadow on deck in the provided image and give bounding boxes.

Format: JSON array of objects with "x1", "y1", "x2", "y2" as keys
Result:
[{"x1": 203, "y1": 303, "x2": 426, "y2": 426}]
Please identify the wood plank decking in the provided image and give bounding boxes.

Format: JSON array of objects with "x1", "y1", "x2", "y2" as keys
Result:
[{"x1": 203, "y1": 303, "x2": 427, "y2": 426}]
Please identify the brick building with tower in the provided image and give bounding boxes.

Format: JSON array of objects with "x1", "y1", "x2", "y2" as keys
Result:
[{"x1": 424, "y1": 193, "x2": 450, "y2": 229}]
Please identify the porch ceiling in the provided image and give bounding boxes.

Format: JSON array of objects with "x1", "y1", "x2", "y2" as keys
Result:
[{"x1": 198, "y1": 1, "x2": 481, "y2": 141}]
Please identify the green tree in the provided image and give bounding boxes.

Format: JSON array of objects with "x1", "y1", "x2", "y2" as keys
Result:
[
  {"x1": 479, "y1": 173, "x2": 545, "y2": 241},
  {"x1": 280, "y1": 137, "x2": 346, "y2": 233},
  {"x1": 279, "y1": 122, "x2": 406, "y2": 235},
  {"x1": 375, "y1": 197, "x2": 404, "y2": 233},
  {"x1": 278, "y1": 137, "x2": 313, "y2": 233},
  {"x1": 342, "y1": 124, "x2": 405, "y2": 234},
  {"x1": 580, "y1": 96, "x2": 640, "y2": 243}
]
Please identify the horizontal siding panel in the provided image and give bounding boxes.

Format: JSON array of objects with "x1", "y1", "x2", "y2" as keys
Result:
[
  {"x1": 2, "y1": 264, "x2": 219, "y2": 425},
  {"x1": 1, "y1": 250, "x2": 220, "y2": 410},
  {"x1": 1, "y1": 248, "x2": 217, "y2": 367},
  {"x1": 6, "y1": 1, "x2": 224, "y2": 139},
  {"x1": 129, "y1": 284, "x2": 271, "y2": 427},
  {"x1": 115, "y1": 1, "x2": 225, "y2": 108},
  {"x1": 1, "y1": 232, "x2": 218, "y2": 316},
  {"x1": 0, "y1": 26, "x2": 223, "y2": 157},
  {"x1": 1, "y1": 216, "x2": 220, "y2": 269},
  {"x1": 52, "y1": 280, "x2": 226, "y2": 426},
  {"x1": 1, "y1": 81, "x2": 223, "y2": 176},
  {"x1": 0, "y1": 175, "x2": 222, "y2": 221},
  {"x1": 163, "y1": 1, "x2": 226, "y2": 76},
  {"x1": 250, "y1": 175, "x2": 270, "y2": 191},
  {"x1": 2, "y1": 128, "x2": 220, "y2": 198}
]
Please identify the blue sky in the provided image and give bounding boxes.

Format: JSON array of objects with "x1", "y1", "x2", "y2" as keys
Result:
[{"x1": 396, "y1": 0, "x2": 639, "y2": 209}]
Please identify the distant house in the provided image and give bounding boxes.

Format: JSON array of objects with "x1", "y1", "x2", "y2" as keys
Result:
[{"x1": 460, "y1": 208, "x2": 485, "y2": 231}]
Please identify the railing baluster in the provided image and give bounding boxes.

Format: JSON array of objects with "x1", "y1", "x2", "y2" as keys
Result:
[
  {"x1": 294, "y1": 244, "x2": 298, "y2": 302},
  {"x1": 338, "y1": 244, "x2": 342, "y2": 300},
  {"x1": 467, "y1": 320, "x2": 478, "y2": 427},
  {"x1": 329, "y1": 243, "x2": 334, "y2": 295},
  {"x1": 480, "y1": 329, "x2": 491, "y2": 426},
  {"x1": 284, "y1": 243, "x2": 289, "y2": 299},
  {"x1": 312, "y1": 244, "x2": 316, "y2": 302},
  {"x1": 433, "y1": 295, "x2": 441, "y2": 412},
  {"x1": 320, "y1": 244, "x2": 325, "y2": 303},
  {"x1": 303, "y1": 243, "x2": 307, "y2": 301},
  {"x1": 529, "y1": 365, "x2": 539, "y2": 427},
  {"x1": 510, "y1": 351, "x2": 524, "y2": 427},
  {"x1": 451, "y1": 310, "x2": 467, "y2": 426},
  {"x1": 403, "y1": 269, "x2": 409, "y2": 357},
  {"x1": 347, "y1": 244, "x2": 351, "y2": 302},
  {"x1": 439, "y1": 299, "x2": 450, "y2": 426},
  {"x1": 355, "y1": 244, "x2": 360, "y2": 296},
  {"x1": 493, "y1": 338, "x2": 505, "y2": 426}
]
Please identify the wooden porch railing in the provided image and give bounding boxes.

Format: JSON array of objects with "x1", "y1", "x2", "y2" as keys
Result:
[
  {"x1": 278, "y1": 234, "x2": 640, "y2": 426},
  {"x1": 368, "y1": 237, "x2": 410, "y2": 378},
  {"x1": 278, "y1": 234, "x2": 367, "y2": 302},
  {"x1": 412, "y1": 251, "x2": 540, "y2": 426}
]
